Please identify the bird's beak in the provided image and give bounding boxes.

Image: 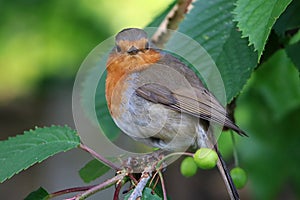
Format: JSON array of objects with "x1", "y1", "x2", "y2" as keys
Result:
[{"x1": 127, "y1": 46, "x2": 139, "y2": 55}]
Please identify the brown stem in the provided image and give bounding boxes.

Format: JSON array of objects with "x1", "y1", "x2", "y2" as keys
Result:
[
  {"x1": 158, "y1": 171, "x2": 167, "y2": 200},
  {"x1": 79, "y1": 143, "x2": 120, "y2": 170},
  {"x1": 127, "y1": 173, "x2": 138, "y2": 185},
  {"x1": 49, "y1": 185, "x2": 96, "y2": 198},
  {"x1": 168, "y1": 0, "x2": 193, "y2": 30},
  {"x1": 152, "y1": 176, "x2": 160, "y2": 192},
  {"x1": 148, "y1": 170, "x2": 159, "y2": 189},
  {"x1": 152, "y1": 0, "x2": 194, "y2": 48},
  {"x1": 75, "y1": 173, "x2": 126, "y2": 200},
  {"x1": 113, "y1": 181, "x2": 123, "y2": 200},
  {"x1": 230, "y1": 131, "x2": 239, "y2": 167}
]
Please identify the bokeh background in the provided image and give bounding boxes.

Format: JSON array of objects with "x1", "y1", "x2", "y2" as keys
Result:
[{"x1": 1, "y1": 0, "x2": 299, "y2": 200}]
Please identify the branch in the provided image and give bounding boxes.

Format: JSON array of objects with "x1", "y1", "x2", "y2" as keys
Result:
[
  {"x1": 158, "y1": 171, "x2": 168, "y2": 200},
  {"x1": 65, "y1": 172, "x2": 126, "y2": 200},
  {"x1": 152, "y1": 0, "x2": 194, "y2": 48},
  {"x1": 113, "y1": 179, "x2": 123, "y2": 200},
  {"x1": 49, "y1": 185, "x2": 96, "y2": 198},
  {"x1": 79, "y1": 143, "x2": 120, "y2": 171},
  {"x1": 122, "y1": 150, "x2": 167, "y2": 172},
  {"x1": 128, "y1": 167, "x2": 153, "y2": 200}
]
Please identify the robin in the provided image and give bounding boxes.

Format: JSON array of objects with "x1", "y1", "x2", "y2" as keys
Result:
[{"x1": 105, "y1": 28, "x2": 246, "y2": 200}]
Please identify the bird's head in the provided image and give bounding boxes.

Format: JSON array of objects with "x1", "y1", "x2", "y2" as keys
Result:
[{"x1": 115, "y1": 28, "x2": 150, "y2": 55}]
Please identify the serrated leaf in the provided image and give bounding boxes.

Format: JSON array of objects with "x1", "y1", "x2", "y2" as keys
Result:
[
  {"x1": 24, "y1": 187, "x2": 49, "y2": 200},
  {"x1": 124, "y1": 187, "x2": 162, "y2": 200},
  {"x1": 167, "y1": 0, "x2": 257, "y2": 103},
  {"x1": 79, "y1": 159, "x2": 110, "y2": 183},
  {"x1": 0, "y1": 126, "x2": 80, "y2": 183},
  {"x1": 233, "y1": 0, "x2": 292, "y2": 60},
  {"x1": 286, "y1": 41, "x2": 300, "y2": 72}
]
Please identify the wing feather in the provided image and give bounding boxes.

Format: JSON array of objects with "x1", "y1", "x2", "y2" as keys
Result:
[{"x1": 136, "y1": 83, "x2": 247, "y2": 136}]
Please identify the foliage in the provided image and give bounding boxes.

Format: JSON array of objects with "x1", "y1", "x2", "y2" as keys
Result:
[
  {"x1": 0, "y1": 126, "x2": 80, "y2": 183},
  {"x1": 79, "y1": 159, "x2": 110, "y2": 183},
  {"x1": 24, "y1": 187, "x2": 49, "y2": 200},
  {"x1": 233, "y1": 0, "x2": 292, "y2": 60},
  {"x1": 236, "y1": 50, "x2": 300, "y2": 199},
  {"x1": 175, "y1": 0, "x2": 257, "y2": 102}
]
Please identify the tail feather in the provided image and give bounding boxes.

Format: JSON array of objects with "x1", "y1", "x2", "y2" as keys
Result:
[{"x1": 214, "y1": 145, "x2": 240, "y2": 200}]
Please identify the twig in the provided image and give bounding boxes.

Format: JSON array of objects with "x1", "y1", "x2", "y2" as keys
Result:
[
  {"x1": 122, "y1": 150, "x2": 166, "y2": 172},
  {"x1": 151, "y1": 176, "x2": 160, "y2": 192},
  {"x1": 79, "y1": 143, "x2": 120, "y2": 171},
  {"x1": 148, "y1": 170, "x2": 159, "y2": 189},
  {"x1": 167, "y1": 0, "x2": 193, "y2": 30},
  {"x1": 158, "y1": 171, "x2": 167, "y2": 200},
  {"x1": 113, "y1": 180, "x2": 123, "y2": 200},
  {"x1": 128, "y1": 173, "x2": 138, "y2": 185},
  {"x1": 128, "y1": 167, "x2": 153, "y2": 200},
  {"x1": 49, "y1": 185, "x2": 96, "y2": 198},
  {"x1": 66, "y1": 173, "x2": 126, "y2": 200},
  {"x1": 152, "y1": 0, "x2": 194, "y2": 48},
  {"x1": 230, "y1": 131, "x2": 239, "y2": 166}
]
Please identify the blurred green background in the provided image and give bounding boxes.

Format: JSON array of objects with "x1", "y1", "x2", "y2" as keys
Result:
[
  {"x1": 0, "y1": 0, "x2": 299, "y2": 200},
  {"x1": 0, "y1": 0, "x2": 172, "y2": 104}
]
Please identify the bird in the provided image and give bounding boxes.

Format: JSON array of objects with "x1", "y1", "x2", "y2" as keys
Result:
[{"x1": 105, "y1": 28, "x2": 246, "y2": 200}]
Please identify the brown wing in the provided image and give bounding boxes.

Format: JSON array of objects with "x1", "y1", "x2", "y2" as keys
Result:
[
  {"x1": 136, "y1": 83, "x2": 247, "y2": 136},
  {"x1": 135, "y1": 51, "x2": 246, "y2": 136}
]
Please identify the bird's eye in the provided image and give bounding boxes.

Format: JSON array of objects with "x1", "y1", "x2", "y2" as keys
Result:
[
  {"x1": 116, "y1": 45, "x2": 121, "y2": 52},
  {"x1": 145, "y1": 42, "x2": 150, "y2": 50}
]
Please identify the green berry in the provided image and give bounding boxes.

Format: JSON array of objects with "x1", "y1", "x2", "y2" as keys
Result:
[
  {"x1": 180, "y1": 157, "x2": 198, "y2": 177},
  {"x1": 193, "y1": 148, "x2": 218, "y2": 169},
  {"x1": 230, "y1": 167, "x2": 248, "y2": 189}
]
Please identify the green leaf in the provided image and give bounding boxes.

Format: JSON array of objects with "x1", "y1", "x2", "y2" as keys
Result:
[
  {"x1": 233, "y1": 0, "x2": 292, "y2": 60},
  {"x1": 252, "y1": 50, "x2": 300, "y2": 119},
  {"x1": 124, "y1": 187, "x2": 162, "y2": 200},
  {"x1": 168, "y1": 0, "x2": 257, "y2": 102},
  {"x1": 286, "y1": 41, "x2": 300, "y2": 72},
  {"x1": 235, "y1": 49, "x2": 300, "y2": 199},
  {"x1": 0, "y1": 126, "x2": 80, "y2": 183},
  {"x1": 24, "y1": 187, "x2": 49, "y2": 200},
  {"x1": 79, "y1": 159, "x2": 110, "y2": 183}
]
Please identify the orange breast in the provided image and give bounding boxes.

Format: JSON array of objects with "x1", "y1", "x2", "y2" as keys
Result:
[{"x1": 105, "y1": 49, "x2": 161, "y2": 118}]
